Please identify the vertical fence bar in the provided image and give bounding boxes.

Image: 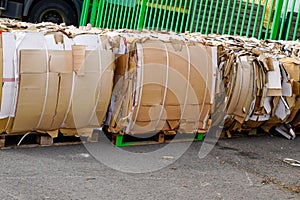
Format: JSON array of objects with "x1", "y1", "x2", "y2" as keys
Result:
[
  {"x1": 211, "y1": 0, "x2": 220, "y2": 33},
  {"x1": 175, "y1": 0, "x2": 183, "y2": 32},
  {"x1": 130, "y1": 1, "x2": 138, "y2": 29},
  {"x1": 126, "y1": 0, "x2": 133, "y2": 28},
  {"x1": 264, "y1": 0, "x2": 275, "y2": 40},
  {"x1": 113, "y1": 0, "x2": 121, "y2": 29},
  {"x1": 190, "y1": 0, "x2": 199, "y2": 32},
  {"x1": 200, "y1": 0, "x2": 209, "y2": 34},
  {"x1": 143, "y1": 0, "x2": 150, "y2": 28},
  {"x1": 205, "y1": 0, "x2": 214, "y2": 34},
  {"x1": 285, "y1": 0, "x2": 297, "y2": 40},
  {"x1": 89, "y1": 0, "x2": 99, "y2": 26},
  {"x1": 161, "y1": 0, "x2": 169, "y2": 30},
  {"x1": 109, "y1": 0, "x2": 117, "y2": 28},
  {"x1": 184, "y1": 0, "x2": 193, "y2": 32},
  {"x1": 252, "y1": 0, "x2": 262, "y2": 38},
  {"x1": 293, "y1": 3, "x2": 300, "y2": 40},
  {"x1": 171, "y1": 0, "x2": 179, "y2": 31},
  {"x1": 217, "y1": 0, "x2": 226, "y2": 34},
  {"x1": 118, "y1": 0, "x2": 125, "y2": 28},
  {"x1": 180, "y1": 0, "x2": 189, "y2": 32},
  {"x1": 195, "y1": 0, "x2": 203, "y2": 32},
  {"x1": 138, "y1": 0, "x2": 147, "y2": 30},
  {"x1": 228, "y1": 0, "x2": 237, "y2": 35},
  {"x1": 103, "y1": 1, "x2": 110, "y2": 27},
  {"x1": 80, "y1": 0, "x2": 90, "y2": 26},
  {"x1": 278, "y1": 0, "x2": 288, "y2": 40},
  {"x1": 222, "y1": 0, "x2": 231, "y2": 34},
  {"x1": 95, "y1": 0, "x2": 105, "y2": 27},
  {"x1": 147, "y1": 0, "x2": 155, "y2": 28},
  {"x1": 108, "y1": 1, "x2": 115, "y2": 28},
  {"x1": 165, "y1": 0, "x2": 174, "y2": 30},
  {"x1": 240, "y1": 0, "x2": 249, "y2": 36},
  {"x1": 133, "y1": 1, "x2": 141, "y2": 29},
  {"x1": 152, "y1": 0, "x2": 159, "y2": 30},
  {"x1": 156, "y1": 0, "x2": 164, "y2": 30},
  {"x1": 246, "y1": 0, "x2": 255, "y2": 37},
  {"x1": 122, "y1": 0, "x2": 130, "y2": 28},
  {"x1": 258, "y1": 0, "x2": 268, "y2": 39},
  {"x1": 234, "y1": 0, "x2": 243, "y2": 35}
]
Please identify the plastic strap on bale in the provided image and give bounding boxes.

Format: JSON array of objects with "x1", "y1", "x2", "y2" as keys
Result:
[
  {"x1": 35, "y1": 38, "x2": 50, "y2": 130},
  {"x1": 195, "y1": 45, "x2": 209, "y2": 132},
  {"x1": 179, "y1": 44, "x2": 191, "y2": 124},
  {"x1": 5, "y1": 32, "x2": 19, "y2": 131},
  {"x1": 130, "y1": 43, "x2": 144, "y2": 132},
  {"x1": 154, "y1": 43, "x2": 169, "y2": 131},
  {"x1": 61, "y1": 72, "x2": 76, "y2": 128},
  {"x1": 88, "y1": 39, "x2": 103, "y2": 125}
]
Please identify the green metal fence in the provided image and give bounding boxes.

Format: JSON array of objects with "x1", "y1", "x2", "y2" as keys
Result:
[{"x1": 80, "y1": 0, "x2": 300, "y2": 40}]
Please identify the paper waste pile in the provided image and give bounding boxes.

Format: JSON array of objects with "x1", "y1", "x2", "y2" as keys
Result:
[{"x1": 0, "y1": 19, "x2": 299, "y2": 139}]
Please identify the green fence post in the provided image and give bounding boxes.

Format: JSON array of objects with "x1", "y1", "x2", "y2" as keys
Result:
[
  {"x1": 246, "y1": 0, "x2": 255, "y2": 37},
  {"x1": 217, "y1": 0, "x2": 226, "y2": 34},
  {"x1": 161, "y1": 0, "x2": 169, "y2": 30},
  {"x1": 80, "y1": 0, "x2": 90, "y2": 26},
  {"x1": 258, "y1": 0, "x2": 268, "y2": 39},
  {"x1": 200, "y1": 0, "x2": 209, "y2": 34},
  {"x1": 265, "y1": 0, "x2": 276, "y2": 39},
  {"x1": 293, "y1": 3, "x2": 300, "y2": 40},
  {"x1": 175, "y1": 0, "x2": 183, "y2": 32},
  {"x1": 285, "y1": 0, "x2": 297, "y2": 40},
  {"x1": 222, "y1": 0, "x2": 231, "y2": 35},
  {"x1": 252, "y1": 0, "x2": 262, "y2": 38},
  {"x1": 180, "y1": 0, "x2": 189, "y2": 32},
  {"x1": 95, "y1": 0, "x2": 105, "y2": 27},
  {"x1": 138, "y1": 0, "x2": 148, "y2": 30},
  {"x1": 165, "y1": 0, "x2": 174, "y2": 30},
  {"x1": 270, "y1": 0, "x2": 285, "y2": 39},
  {"x1": 90, "y1": 0, "x2": 99, "y2": 26},
  {"x1": 228, "y1": 0, "x2": 237, "y2": 35},
  {"x1": 240, "y1": 0, "x2": 249, "y2": 36},
  {"x1": 184, "y1": 0, "x2": 193, "y2": 32},
  {"x1": 195, "y1": 0, "x2": 204, "y2": 32},
  {"x1": 205, "y1": 0, "x2": 214, "y2": 34}
]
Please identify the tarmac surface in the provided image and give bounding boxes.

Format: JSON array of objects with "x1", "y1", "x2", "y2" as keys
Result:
[{"x1": 0, "y1": 134, "x2": 299, "y2": 200}]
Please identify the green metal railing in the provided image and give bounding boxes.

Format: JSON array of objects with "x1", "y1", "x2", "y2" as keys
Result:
[{"x1": 80, "y1": 0, "x2": 300, "y2": 41}]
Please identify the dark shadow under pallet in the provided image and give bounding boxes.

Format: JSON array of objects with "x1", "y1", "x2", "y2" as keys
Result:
[{"x1": 0, "y1": 132, "x2": 99, "y2": 149}]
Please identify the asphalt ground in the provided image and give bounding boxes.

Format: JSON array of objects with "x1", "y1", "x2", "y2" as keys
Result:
[{"x1": 0, "y1": 134, "x2": 299, "y2": 200}]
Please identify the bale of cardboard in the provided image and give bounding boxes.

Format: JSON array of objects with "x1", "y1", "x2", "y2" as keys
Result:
[{"x1": 0, "y1": 19, "x2": 299, "y2": 140}]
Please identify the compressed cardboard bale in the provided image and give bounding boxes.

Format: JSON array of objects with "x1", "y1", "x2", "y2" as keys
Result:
[
  {"x1": 0, "y1": 29, "x2": 114, "y2": 137},
  {"x1": 107, "y1": 36, "x2": 217, "y2": 135}
]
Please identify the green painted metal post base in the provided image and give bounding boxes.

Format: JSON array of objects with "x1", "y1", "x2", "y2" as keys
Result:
[{"x1": 114, "y1": 133, "x2": 204, "y2": 147}]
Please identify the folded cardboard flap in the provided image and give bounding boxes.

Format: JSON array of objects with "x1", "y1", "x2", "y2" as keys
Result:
[
  {"x1": 72, "y1": 45, "x2": 86, "y2": 76},
  {"x1": 282, "y1": 57, "x2": 300, "y2": 81}
]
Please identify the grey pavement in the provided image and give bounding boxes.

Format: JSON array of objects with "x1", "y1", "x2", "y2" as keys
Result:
[{"x1": 0, "y1": 135, "x2": 299, "y2": 200}]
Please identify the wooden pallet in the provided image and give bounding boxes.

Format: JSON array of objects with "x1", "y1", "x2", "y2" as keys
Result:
[
  {"x1": 0, "y1": 132, "x2": 99, "y2": 149},
  {"x1": 104, "y1": 132, "x2": 204, "y2": 147}
]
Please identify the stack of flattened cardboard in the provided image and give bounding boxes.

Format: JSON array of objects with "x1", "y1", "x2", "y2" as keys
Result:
[
  {"x1": 1, "y1": 19, "x2": 300, "y2": 139},
  {"x1": 200, "y1": 35, "x2": 300, "y2": 139},
  {"x1": 104, "y1": 31, "x2": 218, "y2": 135},
  {"x1": 0, "y1": 23, "x2": 115, "y2": 137}
]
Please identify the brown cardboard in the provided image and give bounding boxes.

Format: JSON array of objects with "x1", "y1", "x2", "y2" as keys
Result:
[
  {"x1": 281, "y1": 58, "x2": 300, "y2": 81},
  {"x1": 19, "y1": 50, "x2": 47, "y2": 73},
  {"x1": 49, "y1": 50, "x2": 73, "y2": 73},
  {"x1": 12, "y1": 73, "x2": 58, "y2": 132},
  {"x1": 51, "y1": 73, "x2": 73, "y2": 129},
  {"x1": 72, "y1": 45, "x2": 86, "y2": 76},
  {"x1": 122, "y1": 40, "x2": 215, "y2": 134}
]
